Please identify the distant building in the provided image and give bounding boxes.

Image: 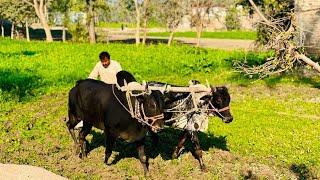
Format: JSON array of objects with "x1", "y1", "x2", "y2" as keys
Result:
[
  {"x1": 177, "y1": 5, "x2": 258, "y2": 31},
  {"x1": 295, "y1": 0, "x2": 320, "y2": 55}
]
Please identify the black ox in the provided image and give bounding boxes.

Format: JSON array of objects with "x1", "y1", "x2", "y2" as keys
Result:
[
  {"x1": 66, "y1": 71, "x2": 164, "y2": 175},
  {"x1": 147, "y1": 80, "x2": 233, "y2": 171}
]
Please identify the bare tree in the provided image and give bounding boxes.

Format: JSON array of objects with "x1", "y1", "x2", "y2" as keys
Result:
[
  {"x1": 51, "y1": 0, "x2": 72, "y2": 42},
  {"x1": 0, "y1": 10, "x2": 4, "y2": 37},
  {"x1": 86, "y1": 0, "x2": 96, "y2": 43},
  {"x1": 141, "y1": 0, "x2": 149, "y2": 45},
  {"x1": 161, "y1": 0, "x2": 187, "y2": 46},
  {"x1": 0, "y1": 0, "x2": 35, "y2": 41},
  {"x1": 10, "y1": 23, "x2": 15, "y2": 39},
  {"x1": 83, "y1": 0, "x2": 109, "y2": 44},
  {"x1": 22, "y1": 0, "x2": 53, "y2": 42},
  {"x1": 134, "y1": 0, "x2": 141, "y2": 45},
  {"x1": 0, "y1": 19, "x2": 4, "y2": 37},
  {"x1": 189, "y1": 0, "x2": 213, "y2": 47}
]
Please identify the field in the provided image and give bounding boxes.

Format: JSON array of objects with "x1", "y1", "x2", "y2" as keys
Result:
[
  {"x1": 147, "y1": 31, "x2": 257, "y2": 40},
  {"x1": 0, "y1": 38, "x2": 319, "y2": 179}
]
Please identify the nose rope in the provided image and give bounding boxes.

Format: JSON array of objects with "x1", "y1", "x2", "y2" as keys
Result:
[
  {"x1": 140, "y1": 103, "x2": 164, "y2": 132},
  {"x1": 208, "y1": 101, "x2": 230, "y2": 119}
]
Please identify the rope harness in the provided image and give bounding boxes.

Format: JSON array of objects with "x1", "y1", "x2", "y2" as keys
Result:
[
  {"x1": 112, "y1": 84, "x2": 164, "y2": 132},
  {"x1": 112, "y1": 81, "x2": 230, "y2": 132},
  {"x1": 163, "y1": 92, "x2": 230, "y2": 131}
]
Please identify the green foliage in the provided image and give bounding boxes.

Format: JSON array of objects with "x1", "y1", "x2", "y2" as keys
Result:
[
  {"x1": 0, "y1": 0, "x2": 35, "y2": 24},
  {"x1": 50, "y1": 0, "x2": 72, "y2": 26},
  {"x1": 225, "y1": 7, "x2": 241, "y2": 31},
  {"x1": 68, "y1": 21, "x2": 88, "y2": 42},
  {"x1": 148, "y1": 31, "x2": 257, "y2": 40}
]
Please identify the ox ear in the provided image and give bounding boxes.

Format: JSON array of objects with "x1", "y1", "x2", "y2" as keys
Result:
[
  {"x1": 218, "y1": 86, "x2": 228, "y2": 92},
  {"x1": 210, "y1": 86, "x2": 217, "y2": 93}
]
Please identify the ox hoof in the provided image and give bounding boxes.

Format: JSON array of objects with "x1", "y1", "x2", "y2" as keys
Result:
[
  {"x1": 200, "y1": 166, "x2": 207, "y2": 172},
  {"x1": 172, "y1": 152, "x2": 178, "y2": 159},
  {"x1": 144, "y1": 172, "x2": 150, "y2": 178},
  {"x1": 79, "y1": 152, "x2": 87, "y2": 159},
  {"x1": 104, "y1": 159, "x2": 111, "y2": 165}
]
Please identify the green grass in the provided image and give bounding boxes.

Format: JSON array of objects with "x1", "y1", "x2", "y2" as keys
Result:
[
  {"x1": 0, "y1": 38, "x2": 319, "y2": 179},
  {"x1": 97, "y1": 21, "x2": 164, "y2": 28},
  {"x1": 97, "y1": 22, "x2": 135, "y2": 28},
  {"x1": 148, "y1": 31, "x2": 257, "y2": 40}
]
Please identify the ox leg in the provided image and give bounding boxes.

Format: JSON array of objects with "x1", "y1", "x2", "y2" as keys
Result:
[
  {"x1": 78, "y1": 122, "x2": 92, "y2": 159},
  {"x1": 104, "y1": 131, "x2": 115, "y2": 165},
  {"x1": 66, "y1": 113, "x2": 80, "y2": 154},
  {"x1": 172, "y1": 130, "x2": 188, "y2": 159},
  {"x1": 189, "y1": 131, "x2": 206, "y2": 171},
  {"x1": 136, "y1": 139, "x2": 149, "y2": 176}
]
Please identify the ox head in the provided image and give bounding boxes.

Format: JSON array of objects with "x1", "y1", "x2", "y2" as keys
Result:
[
  {"x1": 201, "y1": 86, "x2": 233, "y2": 123},
  {"x1": 136, "y1": 90, "x2": 165, "y2": 133},
  {"x1": 117, "y1": 70, "x2": 165, "y2": 132}
]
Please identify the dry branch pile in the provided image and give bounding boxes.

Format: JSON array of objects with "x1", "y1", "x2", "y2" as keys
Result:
[{"x1": 235, "y1": 1, "x2": 320, "y2": 78}]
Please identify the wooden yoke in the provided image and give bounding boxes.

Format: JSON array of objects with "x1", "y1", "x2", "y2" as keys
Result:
[{"x1": 120, "y1": 82, "x2": 211, "y2": 93}]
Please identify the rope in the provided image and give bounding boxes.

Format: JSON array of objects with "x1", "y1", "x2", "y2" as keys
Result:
[
  {"x1": 112, "y1": 84, "x2": 132, "y2": 116},
  {"x1": 112, "y1": 84, "x2": 164, "y2": 131},
  {"x1": 126, "y1": 91, "x2": 135, "y2": 117},
  {"x1": 164, "y1": 110, "x2": 195, "y2": 123},
  {"x1": 164, "y1": 93, "x2": 192, "y2": 111}
]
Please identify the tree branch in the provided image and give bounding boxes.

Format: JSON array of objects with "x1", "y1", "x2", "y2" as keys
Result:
[
  {"x1": 248, "y1": 0, "x2": 273, "y2": 25},
  {"x1": 296, "y1": 53, "x2": 320, "y2": 73},
  {"x1": 22, "y1": 0, "x2": 34, "y2": 7}
]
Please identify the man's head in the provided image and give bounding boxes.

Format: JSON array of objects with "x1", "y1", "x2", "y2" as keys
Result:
[{"x1": 99, "y1": 51, "x2": 111, "y2": 68}]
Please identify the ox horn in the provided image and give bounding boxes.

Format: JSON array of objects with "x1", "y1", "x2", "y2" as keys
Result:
[{"x1": 206, "y1": 79, "x2": 210, "y2": 88}]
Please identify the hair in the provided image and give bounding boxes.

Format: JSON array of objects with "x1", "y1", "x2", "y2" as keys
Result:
[{"x1": 99, "y1": 51, "x2": 110, "y2": 60}]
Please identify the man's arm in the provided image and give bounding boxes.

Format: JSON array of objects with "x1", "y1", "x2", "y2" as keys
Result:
[
  {"x1": 88, "y1": 63, "x2": 99, "y2": 79},
  {"x1": 115, "y1": 61, "x2": 122, "y2": 73}
]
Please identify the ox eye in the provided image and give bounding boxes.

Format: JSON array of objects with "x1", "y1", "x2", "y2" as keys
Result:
[{"x1": 216, "y1": 99, "x2": 222, "y2": 104}]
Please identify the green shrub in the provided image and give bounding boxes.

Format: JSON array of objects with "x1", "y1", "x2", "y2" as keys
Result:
[
  {"x1": 225, "y1": 7, "x2": 241, "y2": 31},
  {"x1": 68, "y1": 21, "x2": 88, "y2": 42}
]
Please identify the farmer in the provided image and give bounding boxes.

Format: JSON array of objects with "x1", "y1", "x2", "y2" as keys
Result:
[
  {"x1": 75, "y1": 51, "x2": 122, "y2": 130},
  {"x1": 88, "y1": 51, "x2": 122, "y2": 84}
]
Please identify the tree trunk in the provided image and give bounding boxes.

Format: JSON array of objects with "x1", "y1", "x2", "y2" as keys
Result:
[
  {"x1": 26, "y1": 21, "x2": 30, "y2": 41},
  {"x1": 87, "y1": 0, "x2": 96, "y2": 44},
  {"x1": 168, "y1": 31, "x2": 175, "y2": 46},
  {"x1": 32, "y1": 0, "x2": 53, "y2": 42},
  {"x1": 44, "y1": 3, "x2": 48, "y2": 21},
  {"x1": 15, "y1": 29, "x2": 19, "y2": 39},
  {"x1": 1, "y1": 21, "x2": 4, "y2": 37},
  {"x1": 142, "y1": 17, "x2": 147, "y2": 45},
  {"x1": 142, "y1": 0, "x2": 149, "y2": 45},
  {"x1": 11, "y1": 23, "x2": 14, "y2": 39},
  {"x1": 296, "y1": 52, "x2": 320, "y2": 73},
  {"x1": 40, "y1": 16, "x2": 53, "y2": 42},
  {"x1": 62, "y1": 26, "x2": 66, "y2": 42},
  {"x1": 134, "y1": 0, "x2": 140, "y2": 45},
  {"x1": 196, "y1": 25, "x2": 203, "y2": 47}
]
